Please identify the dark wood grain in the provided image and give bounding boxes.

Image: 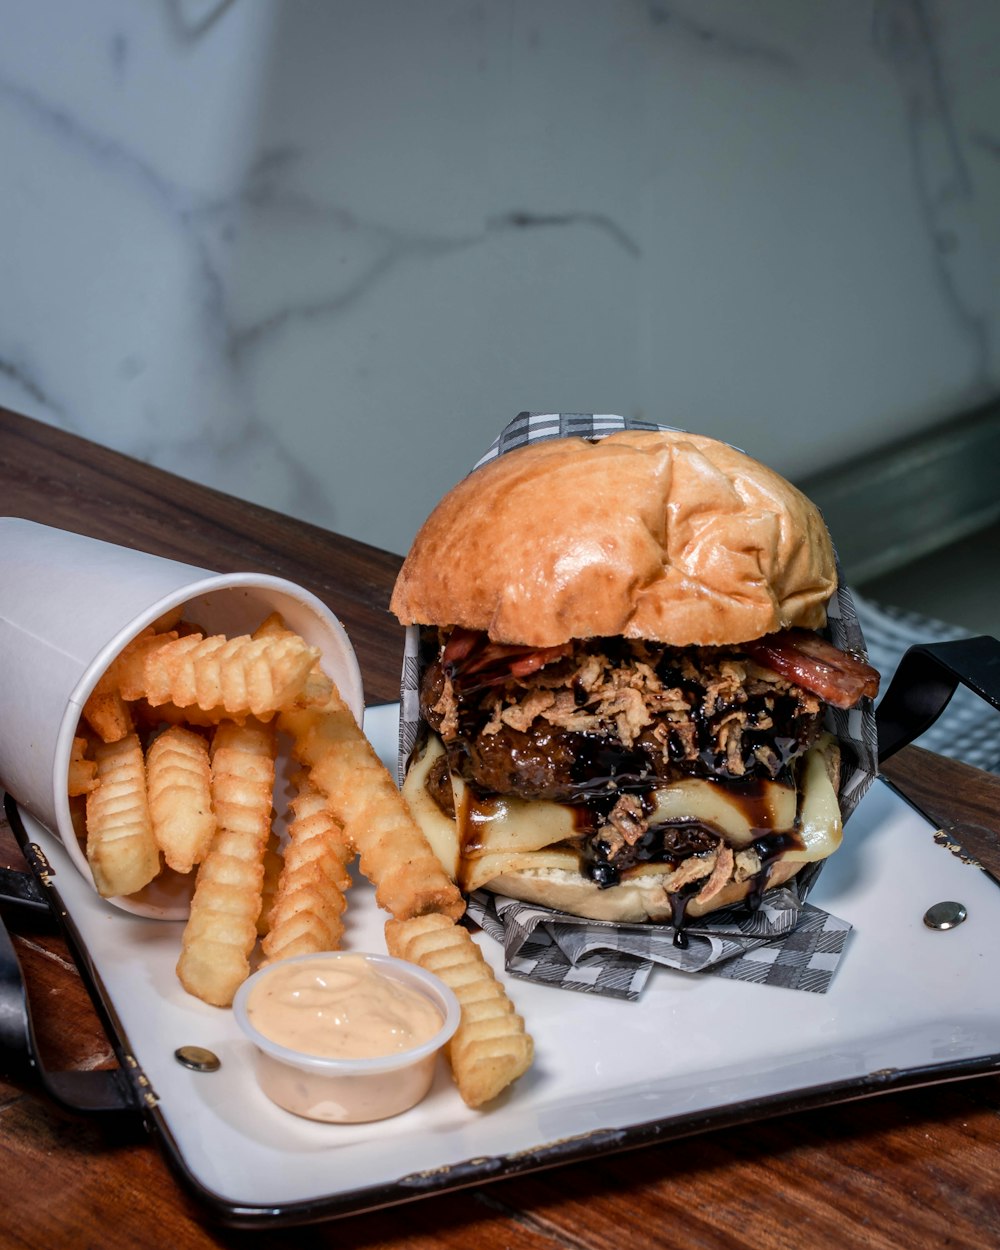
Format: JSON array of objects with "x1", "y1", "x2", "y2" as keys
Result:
[
  {"x1": 882, "y1": 745, "x2": 1000, "y2": 883},
  {"x1": 2, "y1": 406, "x2": 999, "y2": 1249},
  {"x1": 0, "y1": 407, "x2": 405, "y2": 704}
]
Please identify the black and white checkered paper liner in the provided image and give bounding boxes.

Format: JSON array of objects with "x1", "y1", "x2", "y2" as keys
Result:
[
  {"x1": 465, "y1": 890, "x2": 853, "y2": 1000},
  {"x1": 399, "y1": 413, "x2": 876, "y2": 997}
]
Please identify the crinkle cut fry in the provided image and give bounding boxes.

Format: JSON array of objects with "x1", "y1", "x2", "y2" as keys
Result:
[
  {"x1": 257, "y1": 830, "x2": 283, "y2": 937},
  {"x1": 80, "y1": 686, "x2": 133, "y2": 744},
  {"x1": 68, "y1": 736, "x2": 97, "y2": 797},
  {"x1": 146, "y1": 724, "x2": 215, "y2": 874},
  {"x1": 109, "y1": 628, "x2": 181, "y2": 703},
  {"x1": 84, "y1": 733, "x2": 160, "y2": 897},
  {"x1": 135, "y1": 631, "x2": 320, "y2": 719},
  {"x1": 280, "y1": 693, "x2": 464, "y2": 922},
  {"x1": 176, "y1": 719, "x2": 277, "y2": 1007},
  {"x1": 385, "y1": 915, "x2": 533, "y2": 1108},
  {"x1": 260, "y1": 780, "x2": 354, "y2": 965},
  {"x1": 132, "y1": 698, "x2": 249, "y2": 730},
  {"x1": 80, "y1": 632, "x2": 162, "y2": 743},
  {"x1": 252, "y1": 612, "x2": 334, "y2": 708}
]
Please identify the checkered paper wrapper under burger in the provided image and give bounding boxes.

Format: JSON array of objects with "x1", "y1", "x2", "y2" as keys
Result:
[{"x1": 397, "y1": 413, "x2": 879, "y2": 999}]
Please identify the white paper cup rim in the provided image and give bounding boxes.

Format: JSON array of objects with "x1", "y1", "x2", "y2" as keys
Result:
[{"x1": 50, "y1": 572, "x2": 363, "y2": 920}]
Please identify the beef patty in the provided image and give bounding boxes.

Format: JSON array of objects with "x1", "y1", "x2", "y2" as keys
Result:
[{"x1": 419, "y1": 630, "x2": 825, "y2": 801}]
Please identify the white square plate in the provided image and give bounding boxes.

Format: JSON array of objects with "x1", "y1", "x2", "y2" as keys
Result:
[{"x1": 12, "y1": 704, "x2": 1000, "y2": 1226}]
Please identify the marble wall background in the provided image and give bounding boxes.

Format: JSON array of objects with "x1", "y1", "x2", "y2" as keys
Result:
[{"x1": 1, "y1": 0, "x2": 998, "y2": 555}]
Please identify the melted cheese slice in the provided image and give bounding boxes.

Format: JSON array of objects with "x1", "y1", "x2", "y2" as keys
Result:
[
  {"x1": 781, "y1": 736, "x2": 843, "y2": 863},
  {"x1": 403, "y1": 732, "x2": 842, "y2": 888},
  {"x1": 644, "y1": 776, "x2": 797, "y2": 849},
  {"x1": 400, "y1": 733, "x2": 463, "y2": 881}
]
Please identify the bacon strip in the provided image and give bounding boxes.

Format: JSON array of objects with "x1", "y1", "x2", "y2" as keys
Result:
[
  {"x1": 441, "y1": 627, "x2": 480, "y2": 667},
  {"x1": 443, "y1": 625, "x2": 878, "y2": 709},
  {"x1": 742, "y1": 629, "x2": 880, "y2": 709},
  {"x1": 443, "y1": 628, "x2": 571, "y2": 692}
]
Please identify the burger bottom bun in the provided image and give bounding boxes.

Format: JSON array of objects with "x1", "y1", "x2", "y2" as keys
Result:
[{"x1": 483, "y1": 858, "x2": 805, "y2": 925}]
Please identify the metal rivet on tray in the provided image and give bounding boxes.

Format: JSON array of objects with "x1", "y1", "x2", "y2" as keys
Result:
[
  {"x1": 923, "y1": 901, "x2": 968, "y2": 930},
  {"x1": 175, "y1": 1045, "x2": 221, "y2": 1072}
]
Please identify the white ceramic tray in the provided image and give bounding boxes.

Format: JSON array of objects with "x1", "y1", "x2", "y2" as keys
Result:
[{"x1": 12, "y1": 704, "x2": 1000, "y2": 1226}]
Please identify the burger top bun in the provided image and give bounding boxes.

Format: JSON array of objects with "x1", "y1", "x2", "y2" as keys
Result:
[{"x1": 390, "y1": 430, "x2": 838, "y2": 648}]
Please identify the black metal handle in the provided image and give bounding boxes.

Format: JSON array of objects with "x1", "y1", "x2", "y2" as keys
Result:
[
  {"x1": 0, "y1": 865, "x2": 49, "y2": 913},
  {"x1": 876, "y1": 635, "x2": 1000, "y2": 765},
  {"x1": 0, "y1": 899, "x2": 140, "y2": 1113},
  {"x1": 1, "y1": 795, "x2": 143, "y2": 1116}
]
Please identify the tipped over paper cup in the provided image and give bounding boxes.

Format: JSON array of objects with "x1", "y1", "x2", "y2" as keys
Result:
[{"x1": 0, "y1": 519, "x2": 364, "y2": 920}]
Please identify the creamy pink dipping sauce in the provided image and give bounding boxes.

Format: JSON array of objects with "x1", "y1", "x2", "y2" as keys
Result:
[
  {"x1": 246, "y1": 954, "x2": 444, "y2": 1060},
  {"x1": 233, "y1": 952, "x2": 459, "y2": 1123}
]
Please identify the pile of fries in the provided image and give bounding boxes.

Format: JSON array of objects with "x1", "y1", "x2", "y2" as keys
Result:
[{"x1": 68, "y1": 604, "x2": 533, "y2": 1108}]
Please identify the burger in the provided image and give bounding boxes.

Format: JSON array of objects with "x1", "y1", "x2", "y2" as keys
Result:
[{"x1": 390, "y1": 430, "x2": 879, "y2": 933}]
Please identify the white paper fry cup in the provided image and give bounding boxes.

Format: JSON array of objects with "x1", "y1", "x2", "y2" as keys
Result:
[{"x1": 0, "y1": 518, "x2": 364, "y2": 920}]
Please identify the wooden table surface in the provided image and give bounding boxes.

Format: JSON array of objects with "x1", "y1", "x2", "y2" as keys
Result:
[{"x1": 2, "y1": 406, "x2": 999, "y2": 1249}]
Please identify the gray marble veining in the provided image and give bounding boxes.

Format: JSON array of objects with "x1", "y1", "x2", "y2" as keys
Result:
[{"x1": 0, "y1": 0, "x2": 997, "y2": 555}]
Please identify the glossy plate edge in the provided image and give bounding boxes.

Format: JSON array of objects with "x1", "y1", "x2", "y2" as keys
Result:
[{"x1": 5, "y1": 741, "x2": 1000, "y2": 1227}]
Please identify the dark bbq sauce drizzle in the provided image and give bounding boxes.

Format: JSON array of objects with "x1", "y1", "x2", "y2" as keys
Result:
[
  {"x1": 745, "y1": 831, "x2": 802, "y2": 911},
  {"x1": 580, "y1": 773, "x2": 799, "y2": 884},
  {"x1": 423, "y1": 627, "x2": 815, "y2": 939},
  {"x1": 663, "y1": 829, "x2": 803, "y2": 945},
  {"x1": 669, "y1": 884, "x2": 705, "y2": 948},
  {"x1": 655, "y1": 655, "x2": 819, "y2": 779},
  {"x1": 456, "y1": 779, "x2": 806, "y2": 939},
  {"x1": 569, "y1": 734, "x2": 656, "y2": 804}
]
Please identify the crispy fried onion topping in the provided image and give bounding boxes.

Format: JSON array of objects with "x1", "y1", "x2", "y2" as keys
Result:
[{"x1": 426, "y1": 630, "x2": 827, "y2": 782}]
